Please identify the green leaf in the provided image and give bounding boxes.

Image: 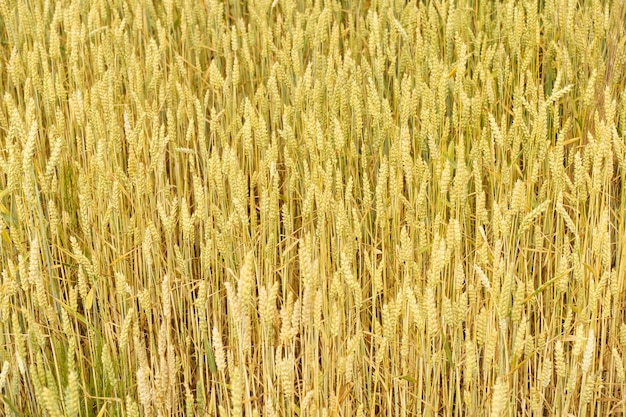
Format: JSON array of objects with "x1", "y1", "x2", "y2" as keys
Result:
[
  {"x1": 399, "y1": 375, "x2": 418, "y2": 384},
  {"x1": 205, "y1": 336, "x2": 217, "y2": 374}
]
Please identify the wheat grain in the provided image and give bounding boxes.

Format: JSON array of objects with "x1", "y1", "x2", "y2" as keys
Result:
[
  {"x1": 212, "y1": 325, "x2": 227, "y2": 374},
  {"x1": 490, "y1": 376, "x2": 508, "y2": 417},
  {"x1": 555, "y1": 340, "x2": 567, "y2": 378},
  {"x1": 582, "y1": 329, "x2": 595, "y2": 373}
]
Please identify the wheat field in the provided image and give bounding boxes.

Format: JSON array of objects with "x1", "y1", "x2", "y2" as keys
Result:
[{"x1": 1, "y1": 0, "x2": 626, "y2": 415}]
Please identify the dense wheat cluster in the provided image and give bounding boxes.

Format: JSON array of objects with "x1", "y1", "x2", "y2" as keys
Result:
[{"x1": 1, "y1": 0, "x2": 626, "y2": 415}]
